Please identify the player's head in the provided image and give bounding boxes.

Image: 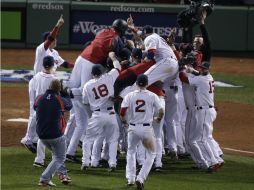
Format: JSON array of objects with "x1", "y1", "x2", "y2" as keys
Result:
[
  {"x1": 43, "y1": 55, "x2": 54, "y2": 70},
  {"x1": 193, "y1": 34, "x2": 203, "y2": 51},
  {"x1": 186, "y1": 52, "x2": 197, "y2": 68},
  {"x1": 179, "y1": 43, "x2": 193, "y2": 56},
  {"x1": 198, "y1": 61, "x2": 210, "y2": 75},
  {"x1": 141, "y1": 25, "x2": 153, "y2": 39},
  {"x1": 91, "y1": 64, "x2": 103, "y2": 78},
  {"x1": 130, "y1": 48, "x2": 142, "y2": 66},
  {"x1": 136, "y1": 74, "x2": 148, "y2": 88},
  {"x1": 49, "y1": 79, "x2": 61, "y2": 92},
  {"x1": 112, "y1": 19, "x2": 128, "y2": 36},
  {"x1": 42, "y1": 31, "x2": 57, "y2": 49}
]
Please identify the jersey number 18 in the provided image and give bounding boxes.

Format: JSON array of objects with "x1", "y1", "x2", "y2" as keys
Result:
[{"x1": 92, "y1": 84, "x2": 109, "y2": 99}]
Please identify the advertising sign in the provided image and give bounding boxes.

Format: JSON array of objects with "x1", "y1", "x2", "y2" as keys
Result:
[{"x1": 71, "y1": 10, "x2": 182, "y2": 45}]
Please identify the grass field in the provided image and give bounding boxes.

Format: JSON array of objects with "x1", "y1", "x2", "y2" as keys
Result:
[
  {"x1": 213, "y1": 73, "x2": 254, "y2": 105},
  {"x1": 1, "y1": 147, "x2": 254, "y2": 190},
  {"x1": 2, "y1": 64, "x2": 254, "y2": 189}
]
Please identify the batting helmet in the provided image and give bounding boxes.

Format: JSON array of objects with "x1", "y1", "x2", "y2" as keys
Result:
[
  {"x1": 112, "y1": 19, "x2": 128, "y2": 36},
  {"x1": 142, "y1": 25, "x2": 153, "y2": 36},
  {"x1": 91, "y1": 64, "x2": 103, "y2": 76},
  {"x1": 136, "y1": 74, "x2": 148, "y2": 87},
  {"x1": 43, "y1": 56, "x2": 54, "y2": 69}
]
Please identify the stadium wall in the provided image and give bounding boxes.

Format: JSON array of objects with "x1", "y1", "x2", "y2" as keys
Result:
[{"x1": 1, "y1": 0, "x2": 254, "y2": 51}]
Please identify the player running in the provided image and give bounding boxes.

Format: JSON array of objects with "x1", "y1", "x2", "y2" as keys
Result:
[{"x1": 120, "y1": 74, "x2": 164, "y2": 189}]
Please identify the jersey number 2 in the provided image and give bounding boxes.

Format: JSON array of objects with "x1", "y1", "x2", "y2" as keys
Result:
[
  {"x1": 92, "y1": 84, "x2": 109, "y2": 99},
  {"x1": 135, "y1": 100, "x2": 145, "y2": 112}
]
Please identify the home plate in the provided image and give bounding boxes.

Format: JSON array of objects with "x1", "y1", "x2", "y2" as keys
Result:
[{"x1": 7, "y1": 118, "x2": 29, "y2": 123}]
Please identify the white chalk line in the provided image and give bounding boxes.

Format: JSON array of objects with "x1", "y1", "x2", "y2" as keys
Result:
[{"x1": 223, "y1": 147, "x2": 254, "y2": 154}]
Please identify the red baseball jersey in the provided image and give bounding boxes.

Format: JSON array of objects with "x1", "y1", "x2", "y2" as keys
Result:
[{"x1": 81, "y1": 28, "x2": 118, "y2": 64}]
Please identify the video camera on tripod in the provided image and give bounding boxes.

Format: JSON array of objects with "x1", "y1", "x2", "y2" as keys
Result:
[{"x1": 177, "y1": 0, "x2": 214, "y2": 28}]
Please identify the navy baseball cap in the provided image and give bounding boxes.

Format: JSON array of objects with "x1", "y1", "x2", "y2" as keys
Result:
[
  {"x1": 119, "y1": 48, "x2": 131, "y2": 60},
  {"x1": 136, "y1": 74, "x2": 148, "y2": 87},
  {"x1": 43, "y1": 56, "x2": 54, "y2": 69},
  {"x1": 91, "y1": 64, "x2": 103, "y2": 76},
  {"x1": 42, "y1": 31, "x2": 50, "y2": 42},
  {"x1": 199, "y1": 61, "x2": 210, "y2": 69},
  {"x1": 132, "y1": 48, "x2": 142, "y2": 60},
  {"x1": 142, "y1": 25, "x2": 153, "y2": 35}
]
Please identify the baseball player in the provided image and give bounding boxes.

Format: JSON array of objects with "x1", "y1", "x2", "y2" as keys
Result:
[
  {"x1": 179, "y1": 61, "x2": 224, "y2": 172},
  {"x1": 120, "y1": 74, "x2": 164, "y2": 189},
  {"x1": 64, "y1": 18, "x2": 128, "y2": 89},
  {"x1": 120, "y1": 25, "x2": 178, "y2": 97},
  {"x1": 33, "y1": 15, "x2": 73, "y2": 75},
  {"x1": 34, "y1": 79, "x2": 72, "y2": 187},
  {"x1": 21, "y1": 15, "x2": 72, "y2": 152},
  {"x1": 81, "y1": 52, "x2": 121, "y2": 171},
  {"x1": 62, "y1": 19, "x2": 128, "y2": 162},
  {"x1": 26, "y1": 56, "x2": 56, "y2": 167}
]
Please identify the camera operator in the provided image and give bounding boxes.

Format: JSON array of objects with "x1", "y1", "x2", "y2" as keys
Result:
[{"x1": 193, "y1": 10, "x2": 211, "y2": 66}]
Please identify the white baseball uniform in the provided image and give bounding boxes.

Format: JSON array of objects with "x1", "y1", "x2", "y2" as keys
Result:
[
  {"x1": 188, "y1": 73, "x2": 224, "y2": 167},
  {"x1": 182, "y1": 72, "x2": 208, "y2": 168},
  {"x1": 143, "y1": 33, "x2": 178, "y2": 83},
  {"x1": 120, "y1": 33, "x2": 178, "y2": 98},
  {"x1": 33, "y1": 43, "x2": 65, "y2": 75},
  {"x1": 82, "y1": 68, "x2": 120, "y2": 168},
  {"x1": 121, "y1": 89, "x2": 162, "y2": 184},
  {"x1": 65, "y1": 88, "x2": 90, "y2": 158},
  {"x1": 174, "y1": 78, "x2": 187, "y2": 155},
  {"x1": 163, "y1": 78, "x2": 178, "y2": 153},
  {"x1": 26, "y1": 72, "x2": 56, "y2": 164}
]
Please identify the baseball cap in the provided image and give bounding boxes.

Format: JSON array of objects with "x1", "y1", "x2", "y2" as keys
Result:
[
  {"x1": 142, "y1": 25, "x2": 153, "y2": 36},
  {"x1": 42, "y1": 31, "x2": 50, "y2": 42},
  {"x1": 136, "y1": 74, "x2": 148, "y2": 87},
  {"x1": 119, "y1": 48, "x2": 131, "y2": 61},
  {"x1": 91, "y1": 64, "x2": 103, "y2": 76},
  {"x1": 199, "y1": 61, "x2": 210, "y2": 69},
  {"x1": 132, "y1": 48, "x2": 142, "y2": 60},
  {"x1": 43, "y1": 56, "x2": 54, "y2": 69}
]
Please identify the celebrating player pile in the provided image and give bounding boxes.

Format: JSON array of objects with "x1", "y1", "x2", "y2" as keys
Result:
[{"x1": 21, "y1": 8, "x2": 224, "y2": 190}]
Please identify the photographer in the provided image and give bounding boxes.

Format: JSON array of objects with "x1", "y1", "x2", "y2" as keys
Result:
[
  {"x1": 178, "y1": 1, "x2": 213, "y2": 67},
  {"x1": 193, "y1": 10, "x2": 211, "y2": 64},
  {"x1": 34, "y1": 79, "x2": 72, "y2": 186}
]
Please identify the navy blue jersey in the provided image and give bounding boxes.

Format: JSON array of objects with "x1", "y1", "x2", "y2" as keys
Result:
[{"x1": 34, "y1": 90, "x2": 72, "y2": 139}]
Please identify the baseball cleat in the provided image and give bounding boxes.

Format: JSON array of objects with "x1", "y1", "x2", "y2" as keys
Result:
[
  {"x1": 66, "y1": 154, "x2": 81, "y2": 164},
  {"x1": 108, "y1": 166, "x2": 116, "y2": 172},
  {"x1": 136, "y1": 180, "x2": 144, "y2": 190},
  {"x1": 38, "y1": 180, "x2": 56, "y2": 187},
  {"x1": 207, "y1": 163, "x2": 220, "y2": 173},
  {"x1": 33, "y1": 162, "x2": 45, "y2": 168},
  {"x1": 59, "y1": 174, "x2": 71, "y2": 185},
  {"x1": 154, "y1": 166, "x2": 162, "y2": 172},
  {"x1": 81, "y1": 164, "x2": 89, "y2": 171},
  {"x1": 168, "y1": 151, "x2": 178, "y2": 160},
  {"x1": 218, "y1": 161, "x2": 225, "y2": 169},
  {"x1": 127, "y1": 181, "x2": 135, "y2": 187},
  {"x1": 21, "y1": 143, "x2": 36, "y2": 154}
]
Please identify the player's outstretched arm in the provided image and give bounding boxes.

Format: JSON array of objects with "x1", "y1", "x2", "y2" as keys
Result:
[{"x1": 44, "y1": 15, "x2": 64, "y2": 50}]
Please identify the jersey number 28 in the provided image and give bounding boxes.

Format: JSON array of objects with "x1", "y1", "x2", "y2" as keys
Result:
[{"x1": 92, "y1": 84, "x2": 109, "y2": 99}]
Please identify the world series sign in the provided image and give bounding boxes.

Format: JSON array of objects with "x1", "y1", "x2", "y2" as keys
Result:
[{"x1": 70, "y1": 10, "x2": 182, "y2": 45}]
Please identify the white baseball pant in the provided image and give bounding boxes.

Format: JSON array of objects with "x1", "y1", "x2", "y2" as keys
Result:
[{"x1": 126, "y1": 124, "x2": 156, "y2": 184}]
